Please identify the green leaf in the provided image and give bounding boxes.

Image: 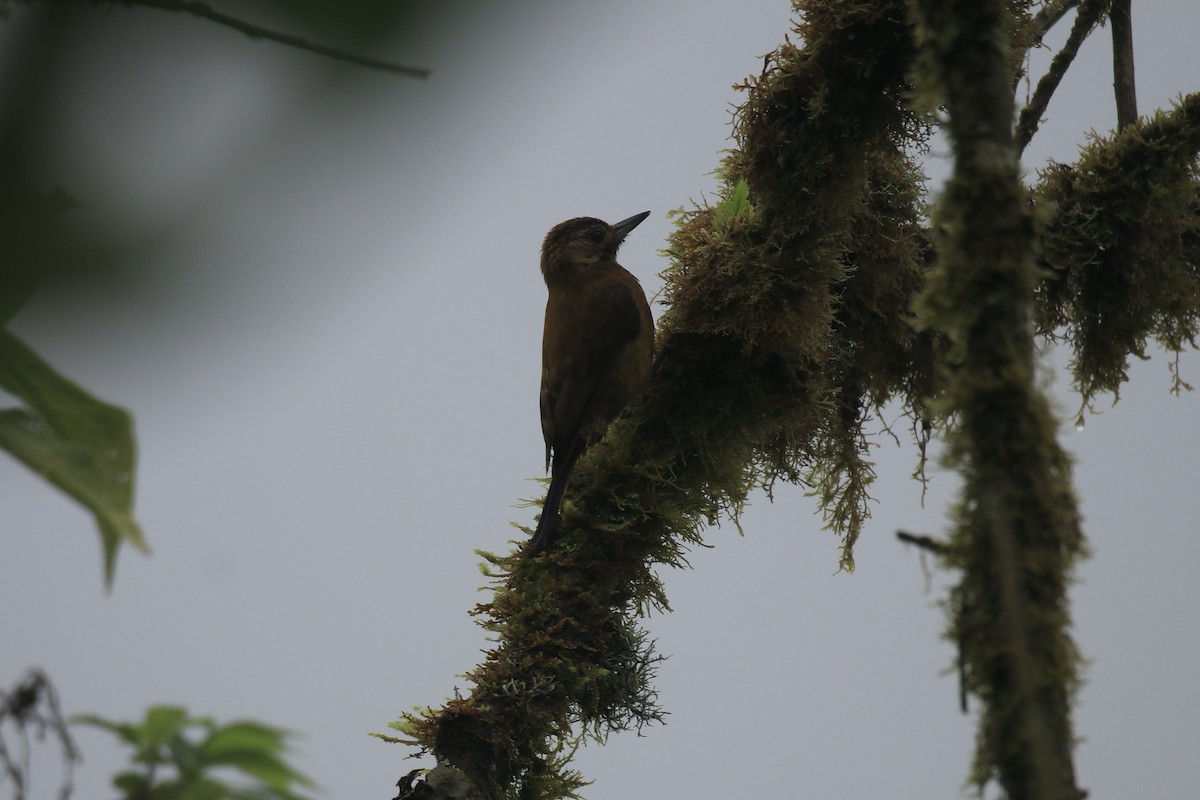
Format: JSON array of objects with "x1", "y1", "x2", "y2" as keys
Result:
[
  {"x1": 112, "y1": 770, "x2": 149, "y2": 794},
  {"x1": 201, "y1": 721, "x2": 315, "y2": 796},
  {"x1": 227, "y1": 752, "x2": 302, "y2": 788},
  {"x1": 202, "y1": 722, "x2": 286, "y2": 761},
  {"x1": 140, "y1": 706, "x2": 192, "y2": 749},
  {"x1": 713, "y1": 178, "x2": 751, "y2": 223},
  {"x1": 71, "y1": 713, "x2": 143, "y2": 746},
  {"x1": 0, "y1": 327, "x2": 146, "y2": 586},
  {"x1": 168, "y1": 733, "x2": 205, "y2": 779}
]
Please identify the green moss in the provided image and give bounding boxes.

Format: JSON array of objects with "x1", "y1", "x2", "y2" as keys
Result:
[{"x1": 1036, "y1": 94, "x2": 1200, "y2": 405}]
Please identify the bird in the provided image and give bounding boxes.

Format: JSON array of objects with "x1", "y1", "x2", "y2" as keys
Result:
[{"x1": 529, "y1": 211, "x2": 655, "y2": 553}]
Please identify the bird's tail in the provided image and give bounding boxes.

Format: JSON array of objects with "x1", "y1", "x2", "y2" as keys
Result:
[{"x1": 528, "y1": 442, "x2": 584, "y2": 554}]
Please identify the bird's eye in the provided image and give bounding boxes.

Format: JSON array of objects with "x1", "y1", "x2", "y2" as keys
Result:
[{"x1": 586, "y1": 227, "x2": 605, "y2": 244}]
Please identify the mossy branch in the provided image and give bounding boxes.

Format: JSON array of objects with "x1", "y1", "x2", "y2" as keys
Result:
[
  {"x1": 392, "y1": 2, "x2": 930, "y2": 797},
  {"x1": 1016, "y1": 0, "x2": 1111, "y2": 153},
  {"x1": 909, "y1": 0, "x2": 1087, "y2": 797},
  {"x1": 1035, "y1": 93, "x2": 1200, "y2": 406}
]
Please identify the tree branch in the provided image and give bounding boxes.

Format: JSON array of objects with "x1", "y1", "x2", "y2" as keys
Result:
[
  {"x1": 1030, "y1": 0, "x2": 1079, "y2": 45},
  {"x1": 1017, "y1": 0, "x2": 1111, "y2": 153},
  {"x1": 909, "y1": 0, "x2": 1088, "y2": 796},
  {"x1": 90, "y1": 0, "x2": 430, "y2": 78},
  {"x1": 1110, "y1": 0, "x2": 1137, "y2": 129}
]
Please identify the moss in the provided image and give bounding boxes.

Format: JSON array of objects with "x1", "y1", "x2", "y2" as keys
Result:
[{"x1": 1036, "y1": 93, "x2": 1200, "y2": 405}]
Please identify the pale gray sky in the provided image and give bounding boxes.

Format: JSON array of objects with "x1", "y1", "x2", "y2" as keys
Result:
[{"x1": 2, "y1": 2, "x2": 1198, "y2": 798}]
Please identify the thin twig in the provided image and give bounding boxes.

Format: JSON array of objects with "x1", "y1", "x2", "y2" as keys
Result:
[
  {"x1": 896, "y1": 529, "x2": 950, "y2": 555},
  {"x1": 92, "y1": 0, "x2": 430, "y2": 78},
  {"x1": 1017, "y1": 0, "x2": 1111, "y2": 153},
  {"x1": 1110, "y1": 0, "x2": 1137, "y2": 129},
  {"x1": 0, "y1": 669, "x2": 80, "y2": 800}
]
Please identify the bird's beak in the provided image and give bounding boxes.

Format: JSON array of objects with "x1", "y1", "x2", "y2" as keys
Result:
[{"x1": 611, "y1": 211, "x2": 651, "y2": 243}]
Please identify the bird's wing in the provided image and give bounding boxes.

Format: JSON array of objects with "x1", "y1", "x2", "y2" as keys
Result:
[{"x1": 540, "y1": 275, "x2": 644, "y2": 460}]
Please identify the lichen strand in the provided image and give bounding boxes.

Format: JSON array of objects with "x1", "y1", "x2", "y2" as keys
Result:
[{"x1": 1035, "y1": 93, "x2": 1200, "y2": 405}]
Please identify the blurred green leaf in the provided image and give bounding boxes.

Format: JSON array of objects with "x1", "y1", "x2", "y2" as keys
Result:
[
  {"x1": 229, "y1": 753, "x2": 309, "y2": 792},
  {"x1": 113, "y1": 771, "x2": 149, "y2": 794},
  {"x1": 141, "y1": 706, "x2": 192, "y2": 749},
  {"x1": 169, "y1": 734, "x2": 205, "y2": 781},
  {"x1": 0, "y1": 181, "x2": 82, "y2": 324},
  {"x1": 202, "y1": 721, "x2": 288, "y2": 760},
  {"x1": 0, "y1": 327, "x2": 146, "y2": 586}
]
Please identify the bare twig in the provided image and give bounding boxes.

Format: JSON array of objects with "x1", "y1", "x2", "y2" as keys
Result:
[
  {"x1": 83, "y1": 0, "x2": 430, "y2": 78},
  {"x1": 0, "y1": 669, "x2": 80, "y2": 800},
  {"x1": 1017, "y1": 0, "x2": 1111, "y2": 153},
  {"x1": 1110, "y1": 0, "x2": 1137, "y2": 128},
  {"x1": 896, "y1": 529, "x2": 950, "y2": 555}
]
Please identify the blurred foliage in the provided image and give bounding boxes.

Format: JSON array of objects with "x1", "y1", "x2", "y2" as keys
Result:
[
  {"x1": 0, "y1": 328, "x2": 145, "y2": 586},
  {"x1": 0, "y1": 2, "x2": 430, "y2": 796},
  {"x1": 0, "y1": 0, "x2": 430, "y2": 287},
  {"x1": 74, "y1": 706, "x2": 317, "y2": 800},
  {"x1": 1, "y1": 668, "x2": 80, "y2": 800},
  {"x1": 0, "y1": 8, "x2": 148, "y2": 583},
  {"x1": 0, "y1": 1, "x2": 431, "y2": 586},
  {"x1": 0, "y1": 180, "x2": 83, "y2": 324}
]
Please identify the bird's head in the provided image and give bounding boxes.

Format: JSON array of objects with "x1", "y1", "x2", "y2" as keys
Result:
[{"x1": 540, "y1": 211, "x2": 650, "y2": 282}]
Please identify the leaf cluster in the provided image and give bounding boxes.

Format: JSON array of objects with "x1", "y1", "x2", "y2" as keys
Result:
[{"x1": 74, "y1": 706, "x2": 316, "y2": 800}]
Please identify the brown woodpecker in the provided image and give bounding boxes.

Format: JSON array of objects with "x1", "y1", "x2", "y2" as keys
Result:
[{"x1": 530, "y1": 211, "x2": 654, "y2": 553}]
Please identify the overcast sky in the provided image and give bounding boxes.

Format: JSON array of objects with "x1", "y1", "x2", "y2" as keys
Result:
[{"x1": 2, "y1": 2, "x2": 1198, "y2": 798}]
